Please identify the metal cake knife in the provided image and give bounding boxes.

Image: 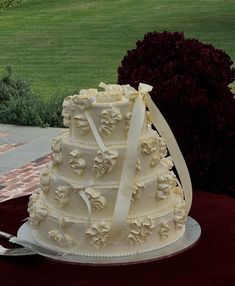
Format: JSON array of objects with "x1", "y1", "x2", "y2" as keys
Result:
[{"x1": 0, "y1": 230, "x2": 64, "y2": 256}]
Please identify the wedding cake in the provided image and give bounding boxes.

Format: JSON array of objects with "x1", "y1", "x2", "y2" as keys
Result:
[{"x1": 27, "y1": 82, "x2": 192, "y2": 257}]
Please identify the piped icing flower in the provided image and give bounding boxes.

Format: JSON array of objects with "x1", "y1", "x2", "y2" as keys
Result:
[
  {"x1": 99, "y1": 106, "x2": 122, "y2": 136},
  {"x1": 69, "y1": 149, "x2": 87, "y2": 176},
  {"x1": 156, "y1": 173, "x2": 176, "y2": 200},
  {"x1": 74, "y1": 114, "x2": 90, "y2": 135},
  {"x1": 174, "y1": 201, "x2": 187, "y2": 229},
  {"x1": 127, "y1": 218, "x2": 154, "y2": 245},
  {"x1": 27, "y1": 193, "x2": 48, "y2": 228},
  {"x1": 85, "y1": 187, "x2": 106, "y2": 211},
  {"x1": 86, "y1": 221, "x2": 110, "y2": 249},
  {"x1": 54, "y1": 185, "x2": 72, "y2": 208},
  {"x1": 93, "y1": 149, "x2": 119, "y2": 177},
  {"x1": 96, "y1": 82, "x2": 123, "y2": 102},
  {"x1": 62, "y1": 96, "x2": 72, "y2": 127},
  {"x1": 40, "y1": 164, "x2": 52, "y2": 195},
  {"x1": 51, "y1": 136, "x2": 62, "y2": 165},
  {"x1": 131, "y1": 182, "x2": 145, "y2": 205},
  {"x1": 48, "y1": 230, "x2": 75, "y2": 246},
  {"x1": 159, "y1": 221, "x2": 170, "y2": 239}
]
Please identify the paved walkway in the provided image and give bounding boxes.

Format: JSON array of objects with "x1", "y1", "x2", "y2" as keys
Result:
[{"x1": 0, "y1": 123, "x2": 63, "y2": 202}]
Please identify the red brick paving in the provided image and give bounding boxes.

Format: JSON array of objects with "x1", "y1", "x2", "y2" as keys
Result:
[
  {"x1": 0, "y1": 143, "x2": 25, "y2": 154},
  {"x1": 0, "y1": 131, "x2": 10, "y2": 137},
  {"x1": 0, "y1": 154, "x2": 51, "y2": 203}
]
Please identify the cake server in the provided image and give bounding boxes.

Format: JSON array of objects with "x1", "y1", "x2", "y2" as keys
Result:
[
  {"x1": 0, "y1": 244, "x2": 36, "y2": 256},
  {"x1": 0, "y1": 230, "x2": 64, "y2": 256}
]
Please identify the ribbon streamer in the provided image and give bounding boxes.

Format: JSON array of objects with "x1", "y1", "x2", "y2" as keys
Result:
[
  {"x1": 111, "y1": 83, "x2": 192, "y2": 233},
  {"x1": 84, "y1": 110, "x2": 106, "y2": 152},
  {"x1": 112, "y1": 94, "x2": 146, "y2": 232},
  {"x1": 79, "y1": 189, "x2": 92, "y2": 225}
]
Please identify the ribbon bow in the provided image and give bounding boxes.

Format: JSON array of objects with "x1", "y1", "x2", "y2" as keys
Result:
[{"x1": 123, "y1": 83, "x2": 153, "y2": 101}]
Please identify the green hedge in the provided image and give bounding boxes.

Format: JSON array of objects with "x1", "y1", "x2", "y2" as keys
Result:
[{"x1": 0, "y1": 67, "x2": 64, "y2": 127}]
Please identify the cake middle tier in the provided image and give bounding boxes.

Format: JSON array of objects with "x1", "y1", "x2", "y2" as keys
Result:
[{"x1": 51, "y1": 129, "x2": 168, "y2": 183}]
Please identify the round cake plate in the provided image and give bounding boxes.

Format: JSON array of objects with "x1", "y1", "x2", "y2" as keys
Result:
[{"x1": 17, "y1": 216, "x2": 201, "y2": 266}]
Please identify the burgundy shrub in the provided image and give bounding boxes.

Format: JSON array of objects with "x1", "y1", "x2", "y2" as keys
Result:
[{"x1": 118, "y1": 31, "x2": 235, "y2": 196}]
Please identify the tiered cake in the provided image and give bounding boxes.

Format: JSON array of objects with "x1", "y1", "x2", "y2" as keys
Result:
[{"x1": 27, "y1": 82, "x2": 189, "y2": 257}]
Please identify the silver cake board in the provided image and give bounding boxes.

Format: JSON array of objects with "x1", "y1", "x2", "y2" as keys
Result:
[{"x1": 17, "y1": 216, "x2": 201, "y2": 266}]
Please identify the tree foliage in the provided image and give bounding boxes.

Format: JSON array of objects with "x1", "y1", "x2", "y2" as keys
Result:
[{"x1": 118, "y1": 31, "x2": 235, "y2": 196}]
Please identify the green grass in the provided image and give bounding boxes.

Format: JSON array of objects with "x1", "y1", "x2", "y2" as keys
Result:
[{"x1": 0, "y1": 0, "x2": 235, "y2": 97}]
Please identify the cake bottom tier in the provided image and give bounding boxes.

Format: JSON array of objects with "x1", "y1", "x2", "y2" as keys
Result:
[{"x1": 29, "y1": 196, "x2": 186, "y2": 258}]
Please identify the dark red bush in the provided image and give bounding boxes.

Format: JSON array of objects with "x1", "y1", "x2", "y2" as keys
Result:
[{"x1": 118, "y1": 31, "x2": 235, "y2": 196}]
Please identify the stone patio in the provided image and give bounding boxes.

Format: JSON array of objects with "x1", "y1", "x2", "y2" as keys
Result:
[{"x1": 0, "y1": 124, "x2": 62, "y2": 202}]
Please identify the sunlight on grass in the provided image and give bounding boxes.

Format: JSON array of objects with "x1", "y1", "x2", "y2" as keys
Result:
[{"x1": 0, "y1": 0, "x2": 234, "y2": 97}]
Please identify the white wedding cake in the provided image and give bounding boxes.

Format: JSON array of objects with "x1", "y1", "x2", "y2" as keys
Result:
[{"x1": 27, "y1": 82, "x2": 191, "y2": 257}]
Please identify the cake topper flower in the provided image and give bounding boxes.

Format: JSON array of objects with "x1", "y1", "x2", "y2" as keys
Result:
[{"x1": 72, "y1": 89, "x2": 97, "y2": 112}]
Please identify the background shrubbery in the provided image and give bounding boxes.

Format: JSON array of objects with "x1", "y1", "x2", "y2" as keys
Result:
[{"x1": 0, "y1": 67, "x2": 64, "y2": 127}]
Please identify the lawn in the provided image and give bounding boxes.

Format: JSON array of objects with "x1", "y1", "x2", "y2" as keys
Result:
[{"x1": 0, "y1": 0, "x2": 235, "y2": 97}]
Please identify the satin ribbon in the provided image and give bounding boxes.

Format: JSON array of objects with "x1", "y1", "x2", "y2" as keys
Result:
[
  {"x1": 111, "y1": 84, "x2": 150, "y2": 232},
  {"x1": 84, "y1": 110, "x2": 106, "y2": 152},
  {"x1": 111, "y1": 83, "x2": 192, "y2": 232},
  {"x1": 74, "y1": 94, "x2": 106, "y2": 152}
]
